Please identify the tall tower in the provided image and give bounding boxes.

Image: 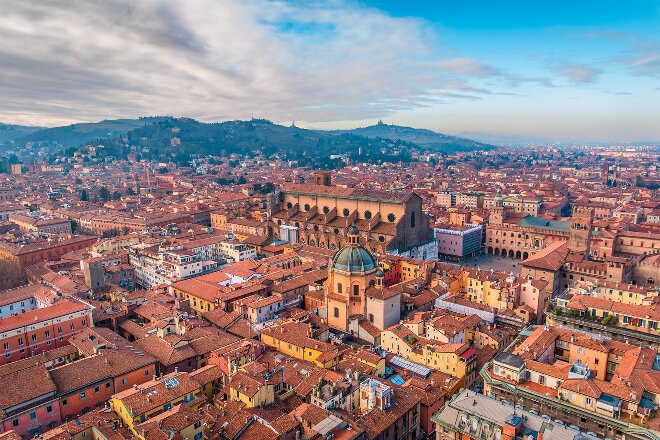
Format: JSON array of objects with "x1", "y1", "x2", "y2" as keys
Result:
[
  {"x1": 569, "y1": 206, "x2": 594, "y2": 254},
  {"x1": 489, "y1": 187, "x2": 507, "y2": 226},
  {"x1": 313, "y1": 171, "x2": 332, "y2": 186},
  {"x1": 602, "y1": 161, "x2": 610, "y2": 184},
  {"x1": 325, "y1": 225, "x2": 378, "y2": 331}
]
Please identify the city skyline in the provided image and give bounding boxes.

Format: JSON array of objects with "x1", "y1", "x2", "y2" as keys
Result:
[{"x1": 1, "y1": 0, "x2": 659, "y2": 143}]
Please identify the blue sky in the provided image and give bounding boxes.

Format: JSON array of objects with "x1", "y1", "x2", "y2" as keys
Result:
[{"x1": 1, "y1": 0, "x2": 659, "y2": 142}]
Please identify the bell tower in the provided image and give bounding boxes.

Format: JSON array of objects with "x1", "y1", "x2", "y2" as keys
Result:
[
  {"x1": 490, "y1": 187, "x2": 507, "y2": 226},
  {"x1": 569, "y1": 206, "x2": 594, "y2": 254}
]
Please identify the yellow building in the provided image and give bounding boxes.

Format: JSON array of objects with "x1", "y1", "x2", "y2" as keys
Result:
[
  {"x1": 227, "y1": 370, "x2": 276, "y2": 407},
  {"x1": 260, "y1": 322, "x2": 340, "y2": 368},
  {"x1": 109, "y1": 372, "x2": 204, "y2": 434},
  {"x1": 567, "y1": 338, "x2": 609, "y2": 380},
  {"x1": 170, "y1": 278, "x2": 222, "y2": 316},
  {"x1": 381, "y1": 324, "x2": 477, "y2": 387}
]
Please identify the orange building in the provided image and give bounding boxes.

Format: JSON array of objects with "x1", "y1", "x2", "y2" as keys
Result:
[{"x1": 0, "y1": 291, "x2": 94, "y2": 365}]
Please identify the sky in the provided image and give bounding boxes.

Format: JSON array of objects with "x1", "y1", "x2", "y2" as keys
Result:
[{"x1": 1, "y1": 0, "x2": 659, "y2": 143}]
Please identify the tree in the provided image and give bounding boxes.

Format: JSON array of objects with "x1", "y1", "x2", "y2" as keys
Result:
[
  {"x1": 126, "y1": 187, "x2": 135, "y2": 196},
  {"x1": 80, "y1": 189, "x2": 88, "y2": 201},
  {"x1": 111, "y1": 191, "x2": 121, "y2": 200},
  {"x1": 99, "y1": 186, "x2": 111, "y2": 201},
  {"x1": 158, "y1": 166, "x2": 168, "y2": 174},
  {"x1": 237, "y1": 175, "x2": 247, "y2": 184},
  {"x1": 75, "y1": 178, "x2": 83, "y2": 184}
]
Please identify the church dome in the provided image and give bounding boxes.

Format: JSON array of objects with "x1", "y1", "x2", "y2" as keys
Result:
[{"x1": 331, "y1": 245, "x2": 377, "y2": 272}]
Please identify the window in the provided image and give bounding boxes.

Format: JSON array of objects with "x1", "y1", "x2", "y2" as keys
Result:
[
  {"x1": 3, "y1": 342, "x2": 7, "y2": 350},
  {"x1": 80, "y1": 392, "x2": 86, "y2": 399},
  {"x1": 106, "y1": 382, "x2": 111, "y2": 389},
  {"x1": 82, "y1": 319, "x2": 87, "y2": 327},
  {"x1": 94, "y1": 386, "x2": 100, "y2": 393},
  {"x1": 369, "y1": 313, "x2": 374, "y2": 323},
  {"x1": 62, "y1": 399, "x2": 68, "y2": 406},
  {"x1": 45, "y1": 330, "x2": 50, "y2": 338},
  {"x1": 70, "y1": 323, "x2": 75, "y2": 330},
  {"x1": 32, "y1": 334, "x2": 37, "y2": 342},
  {"x1": 57, "y1": 327, "x2": 62, "y2": 334},
  {"x1": 343, "y1": 208, "x2": 350, "y2": 216},
  {"x1": 304, "y1": 203, "x2": 310, "y2": 212},
  {"x1": 337, "y1": 283, "x2": 342, "y2": 294},
  {"x1": 122, "y1": 378, "x2": 128, "y2": 385},
  {"x1": 577, "y1": 347, "x2": 584, "y2": 354},
  {"x1": 353, "y1": 285, "x2": 359, "y2": 296},
  {"x1": 30, "y1": 412, "x2": 36, "y2": 420},
  {"x1": 364, "y1": 210, "x2": 372, "y2": 219},
  {"x1": 594, "y1": 358, "x2": 599, "y2": 365},
  {"x1": 145, "y1": 369, "x2": 150, "y2": 376},
  {"x1": 583, "y1": 397, "x2": 592, "y2": 405},
  {"x1": 46, "y1": 405, "x2": 53, "y2": 413},
  {"x1": 12, "y1": 419, "x2": 19, "y2": 427},
  {"x1": 388, "y1": 213, "x2": 396, "y2": 223},
  {"x1": 18, "y1": 338, "x2": 23, "y2": 346},
  {"x1": 334, "y1": 307, "x2": 339, "y2": 318},
  {"x1": 411, "y1": 211, "x2": 416, "y2": 228}
]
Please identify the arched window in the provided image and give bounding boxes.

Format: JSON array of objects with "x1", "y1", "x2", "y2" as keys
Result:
[
  {"x1": 387, "y1": 213, "x2": 395, "y2": 223},
  {"x1": 364, "y1": 210, "x2": 372, "y2": 219},
  {"x1": 323, "y1": 206, "x2": 330, "y2": 214},
  {"x1": 304, "y1": 203, "x2": 310, "y2": 211},
  {"x1": 411, "y1": 211, "x2": 416, "y2": 228},
  {"x1": 286, "y1": 202, "x2": 292, "y2": 209},
  {"x1": 343, "y1": 208, "x2": 350, "y2": 216}
]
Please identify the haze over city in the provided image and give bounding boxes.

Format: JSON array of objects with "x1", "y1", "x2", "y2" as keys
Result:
[{"x1": 2, "y1": 0, "x2": 659, "y2": 143}]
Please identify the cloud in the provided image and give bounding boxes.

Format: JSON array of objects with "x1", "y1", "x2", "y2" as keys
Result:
[
  {"x1": 0, "y1": 0, "x2": 430, "y2": 125},
  {"x1": 434, "y1": 58, "x2": 501, "y2": 77},
  {"x1": 1, "y1": 0, "x2": 523, "y2": 126},
  {"x1": 616, "y1": 42, "x2": 660, "y2": 77},
  {"x1": 554, "y1": 64, "x2": 601, "y2": 84}
]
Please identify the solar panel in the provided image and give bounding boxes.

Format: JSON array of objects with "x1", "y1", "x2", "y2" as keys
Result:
[
  {"x1": 389, "y1": 356, "x2": 431, "y2": 378},
  {"x1": 165, "y1": 377, "x2": 180, "y2": 389}
]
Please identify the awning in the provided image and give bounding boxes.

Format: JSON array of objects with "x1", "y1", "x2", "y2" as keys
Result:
[{"x1": 460, "y1": 348, "x2": 477, "y2": 360}]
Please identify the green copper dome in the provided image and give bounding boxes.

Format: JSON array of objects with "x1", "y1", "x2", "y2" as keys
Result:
[{"x1": 331, "y1": 246, "x2": 377, "y2": 272}]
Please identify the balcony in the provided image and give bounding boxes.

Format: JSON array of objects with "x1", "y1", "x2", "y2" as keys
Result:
[
  {"x1": 547, "y1": 312, "x2": 660, "y2": 347},
  {"x1": 480, "y1": 362, "x2": 660, "y2": 440}
]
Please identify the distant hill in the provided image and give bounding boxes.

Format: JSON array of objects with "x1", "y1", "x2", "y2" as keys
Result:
[
  {"x1": 0, "y1": 122, "x2": 44, "y2": 145},
  {"x1": 334, "y1": 120, "x2": 496, "y2": 152},
  {"x1": 5, "y1": 117, "x2": 495, "y2": 167},
  {"x1": 6, "y1": 117, "x2": 171, "y2": 149}
]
